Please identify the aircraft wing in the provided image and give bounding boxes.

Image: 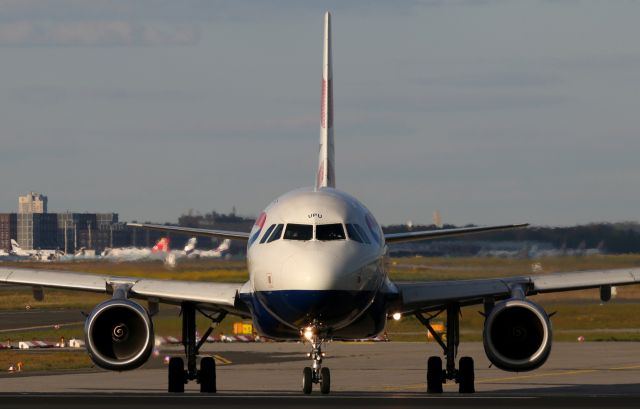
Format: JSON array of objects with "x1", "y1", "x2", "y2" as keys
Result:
[
  {"x1": 384, "y1": 223, "x2": 529, "y2": 244},
  {"x1": 0, "y1": 267, "x2": 249, "y2": 317},
  {"x1": 395, "y1": 268, "x2": 640, "y2": 313},
  {"x1": 128, "y1": 223, "x2": 250, "y2": 241}
]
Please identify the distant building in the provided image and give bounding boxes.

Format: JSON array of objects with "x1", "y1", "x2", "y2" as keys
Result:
[
  {"x1": 17, "y1": 213, "x2": 58, "y2": 251},
  {"x1": 0, "y1": 213, "x2": 17, "y2": 251},
  {"x1": 9, "y1": 192, "x2": 125, "y2": 252},
  {"x1": 18, "y1": 192, "x2": 47, "y2": 214},
  {"x1": 16, "y1": 192, "x2": 53, "y2": 250}
]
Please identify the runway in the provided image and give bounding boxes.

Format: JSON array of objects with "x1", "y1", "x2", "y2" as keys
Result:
[
  {"x1": 2, "y1": 342, "x2": 640, "y2": 407},
  {"x1": 1, "y1": 393, "x2": 638, "y2": 409},
  {"x1": 0, "y1": 309, "x2": 85, "y2": 332},
  {"x1": 0, "y1": 307, "x2": 178, "y2": 333},
  {"x1": 1, "y1": 308, "x2": 640, "y2": 407}
]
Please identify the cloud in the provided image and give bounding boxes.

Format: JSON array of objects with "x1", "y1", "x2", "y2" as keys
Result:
[
  {"x1": 0, "y1": 0, "x2": 501, "y2": 47},
  {"x1": 0, "y1": 20, "x2": 199, "y2": 46}
]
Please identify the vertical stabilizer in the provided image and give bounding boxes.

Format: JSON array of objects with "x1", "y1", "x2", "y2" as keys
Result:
[
  {"x1": 316, "y1": 12, "x2": 335, "y2": 189},
  {"x1": 152, "y1": 237, "x2": 170, "y2": 253}
]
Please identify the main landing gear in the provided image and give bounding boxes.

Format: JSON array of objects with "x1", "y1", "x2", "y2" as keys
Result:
[
  {"x1": 302, "y1": 338, "x2": 331, "y2": 394},
  {"x1": 415, "y1": 303, "x2": 475, "y2": 394},
  {"x1": 168, "y1": 303, "x2": 226, "y2": 393}
]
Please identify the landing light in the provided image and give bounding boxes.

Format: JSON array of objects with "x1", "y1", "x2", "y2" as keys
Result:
[
  {"x1": 392, "y1": 312, "x2": 402, "y2": 321},
  {"x1": 303, "y1": 327, "x2": 314, "y2": 340}
]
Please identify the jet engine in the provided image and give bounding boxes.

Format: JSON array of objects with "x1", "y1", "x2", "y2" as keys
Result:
[
  {"x1": 84, "y1": 299, "x2": 154, "y2": 371},
  {"x1": 483, "y1": 298, "x2": 552, "y2": 372}
]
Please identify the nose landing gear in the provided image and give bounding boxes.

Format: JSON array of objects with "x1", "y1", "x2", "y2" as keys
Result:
[{"x1": 302, "y1": 337, "x2": 331, "y2": 394}]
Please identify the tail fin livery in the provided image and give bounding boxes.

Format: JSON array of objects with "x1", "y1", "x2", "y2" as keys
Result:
[
  {"x1": 152, "y1": 237, "x2": 170, "y2": 253},
  {"x1": 10, "y1": 239, "x2": 21, "y2": 252},
  {"x1": 216, "y1": 239, "x2": 231, "y2": 253},
  {"x1": 316, "y1": 11, "x2": 336, "y2": 189},
  {"x1": 184, "y1": 237, "x2": 197, "y2": 255}
]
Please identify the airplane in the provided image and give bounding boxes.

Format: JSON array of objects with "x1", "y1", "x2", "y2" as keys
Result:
[
  {"x1": 9, "y1": 239, "x2": 62, "y2": 261},
  {"x1": 190, "y1": 238, "x2": 232, "y2": 259},
  {"x1": 0, "y1": 246, "x2": 31, "y2": 262},
  {"x1": 56, "y1": 238, "x2": 169, "y2": 262},
  {"x1": 164, "y1": 237, "x2": 232, "y2": 267},
  {"x1": 69, "y1": 236, "x2": 225, "y2": 266},
  {"x1": 163, "y1": 237, "x2": 232, "y2": 267},
  {"x1": 1, "y1": 12, "x2": 640, "y2": 395},
  {"x1": 100, "y1": 237, "x2": 171, "y2": 262}
]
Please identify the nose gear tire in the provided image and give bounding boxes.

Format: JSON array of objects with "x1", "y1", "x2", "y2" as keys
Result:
[
  {"x1": 320, "y1": 367, "x2": 331, "y2": 394},
  {"x1": 302, "y1": 367, "x2": 313, "y2": 394}
]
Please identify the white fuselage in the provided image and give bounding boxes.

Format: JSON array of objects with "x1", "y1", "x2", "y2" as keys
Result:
[{"x1": 241, "y1": 187, "x2": 392, "y2": 340}]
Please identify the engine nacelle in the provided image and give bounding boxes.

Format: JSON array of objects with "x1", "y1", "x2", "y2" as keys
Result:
[
  {"x1": 84, "y1": 299, "x2": 154, "y2": 371},
  {"x1": 483, "y1": 298, "x2": 552, "y2": 372}
]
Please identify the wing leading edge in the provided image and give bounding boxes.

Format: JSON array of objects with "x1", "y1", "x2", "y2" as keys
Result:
[
  {"x1": 384, "y1": 223, "x2": 529, "y2": 244},
  {"x1": 395, "y1": 268, "x2": 640, "y2": 313},
  {"x1": 127, "y1": 223, "x2": 250, "y2": 241},
  {"x1": 0, "y1": 267, "x2": 250, "y2": 317}
]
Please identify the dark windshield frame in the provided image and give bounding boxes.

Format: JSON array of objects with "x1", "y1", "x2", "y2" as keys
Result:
[
  {"x1": 346, "y1": 223, "x2": 364, "y2": 243},
  {"x1": 283, "y1": 224, "x2": 313, "y2": 241},
  {"x1": 259, "y1": 224, "x2": 277, "y2": 244},
  {"x1": 266, "y1": 224, "x2": 284, "y2": 243},
  {"x1": 316, "y1": 223, "x2": 346, "y2": 241},
  {"x1": 353, "y1": 223, "x2": 371, "y2": 244}
]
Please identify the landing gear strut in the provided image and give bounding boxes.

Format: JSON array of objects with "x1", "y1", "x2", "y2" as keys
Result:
[
  {"x1": 416, "y1": 303, "x2": 475, "y2": 393},
  {"x1": 302, "y1": 338, "x2": 331, "y2": 394},
  {"x1": 168, "y1": 302, "x2": 226, "y2": 393}
]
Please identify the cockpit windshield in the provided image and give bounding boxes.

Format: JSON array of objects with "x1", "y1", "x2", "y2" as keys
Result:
[
  {"x1": 260, "y1": 224, "x2": 276, "y2": 244},
  {"x1": 283, "y1": 224, "x2": 313, "y2": 241},
  {"x1": 316, "y1": 224, "x2": 346, "y2": 241},
  {"x1": 346, "y1": 223, "x2": 370, "y2": 244},
  {"x1": 266, "y1": 224, "x2": 284, "y2": 243}
]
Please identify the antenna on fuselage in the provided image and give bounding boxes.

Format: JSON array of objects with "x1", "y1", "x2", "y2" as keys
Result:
[{"x1": 316, "y1": 11, "x2": 335, "y2": 190}]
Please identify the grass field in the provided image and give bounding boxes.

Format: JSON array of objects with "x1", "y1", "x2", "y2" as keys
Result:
[{"x1": 0, "y1": 350, "x2": 91, "y2": 372}]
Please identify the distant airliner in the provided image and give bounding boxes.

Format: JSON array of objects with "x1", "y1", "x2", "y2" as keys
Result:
[
  {"x1": 9, "y1": 239, "x2": 62, "y2": 261},
  {"x1": 2, "y1": 12, "x2": 639, "y2": 395}
]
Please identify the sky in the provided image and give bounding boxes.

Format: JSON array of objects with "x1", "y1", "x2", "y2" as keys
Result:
[{"x1": 1, "y1": 0, "x2": 639, "y2": 227}]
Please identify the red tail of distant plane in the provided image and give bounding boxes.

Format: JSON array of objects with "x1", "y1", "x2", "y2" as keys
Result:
[{"x1": 152, "y1": 237, "x2": 170, "y2": 253}]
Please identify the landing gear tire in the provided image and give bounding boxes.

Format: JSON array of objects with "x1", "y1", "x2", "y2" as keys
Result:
[
  {"x1": 302, "y1": 367, "x2": 313, "y2": 394},
  {"x1": 426, "y1": 356, "x2": 443, "y2": 394},
  {"x1": 458, "y1": 356, "x2": 475, "y2": 393},
  {"x1": 168, "y1": 357, "x2": 185, "y2": 393},
  {"x1": 199, "y1": 357, "x2": 217, "y2": 393},
  {"x1": 320, "y1": 367, "x2": 331, "y2": 394}
]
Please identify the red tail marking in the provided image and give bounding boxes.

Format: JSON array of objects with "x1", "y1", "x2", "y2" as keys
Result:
[{"x1": 152, "y1": 237, "x2": 170, "y2": 253}]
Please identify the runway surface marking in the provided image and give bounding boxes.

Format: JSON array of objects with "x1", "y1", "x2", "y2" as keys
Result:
[
  {"x1": 382, "y1": 362, "x2": 640, "y2": 391},
  {"x1": 609, "y1": 363, "x2": 640, "y2": 370},
  {"x1": 0, "y1": 322, "x2": 83, "y2": 333},
  {"x1": 210, "y1": 354, "x2": 232, "y2": 365}
]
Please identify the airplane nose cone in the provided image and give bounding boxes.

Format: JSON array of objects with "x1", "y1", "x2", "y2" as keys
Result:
[
  {"x1": 253, "y1": 245, "x2": 378, "y2": 329},
  {"x1": 281, "y1": 247, "x2": 352, "y2": 290}
]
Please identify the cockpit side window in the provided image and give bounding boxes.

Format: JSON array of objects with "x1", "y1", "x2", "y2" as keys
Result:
[
  {"x1": 316, "y1": 224, "x2": 346, "y2": 241},
  {"x1": 353, "y1": 224, "x2": 371, "y2": 244},
  {"x1": 266, "y1": 224, "x2": 284, "y2": 243},
  {"x1": 346, "y1": 224, "x2": 364, "y2": 243},
  {"x1": 259, "y1": 224, "x2": 276, "y2": 244},
  {"x1": 283, "y1": 224, "x2": 313, "y2": 241}
]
